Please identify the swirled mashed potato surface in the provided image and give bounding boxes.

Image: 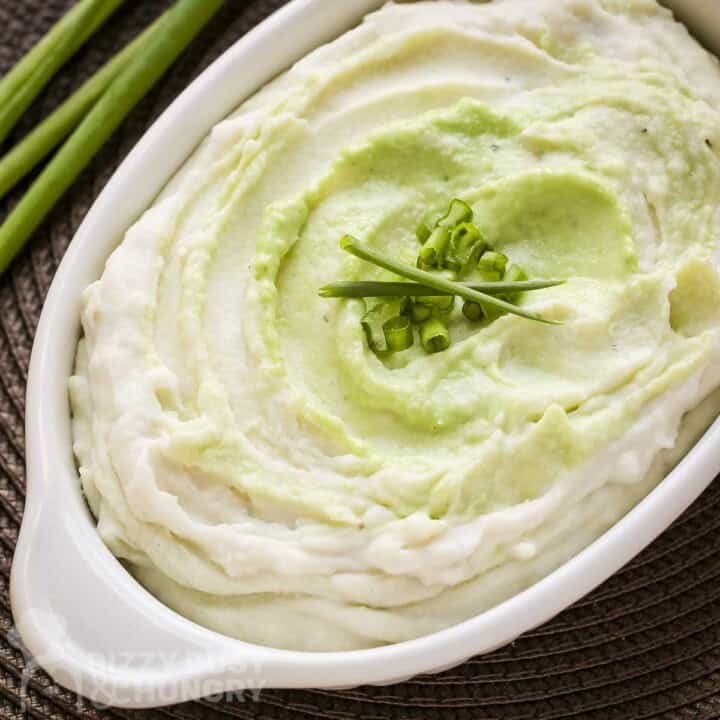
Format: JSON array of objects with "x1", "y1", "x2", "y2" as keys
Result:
[{"x1": 71, "y1": 0, "x2": 720, "y2": 650}]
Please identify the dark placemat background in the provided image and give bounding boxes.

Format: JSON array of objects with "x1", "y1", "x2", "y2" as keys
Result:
[{"x1": 2, "y1": 1, "x2": 720, "y2": 718}]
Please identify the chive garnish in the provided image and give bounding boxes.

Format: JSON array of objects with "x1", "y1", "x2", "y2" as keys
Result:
[
  {"x1": 477, "y1": 250, "x2": 508, "y2": 281},
  {"x1": 318, "y1": 279, "x2": 563, "y2": 298},
  {"x1": 417, "y1": 198, "x2": 473, "y2": 268},
  {"x1": 321, "y1": 198, "x2": 563, "y2": 357},
  {"x1": 462, "y1": 301, "x2": 484, "y2": 322},
  {"x1": 339, "y1": 236, "x2": 559, "y2": 325},
  {"x1": 361, "y1": 305, "x2": 387, "y2": 353},
  {"x1": 420, "y1": 318, "x2": 451, "y2": 353},
  {"x1": 446, "y1": 222, "x2": 486, "y2": 276},
  {"x1": 419, "y1": 295, "x2": 455, "y2": 315},
  {"x1": 383, "y1": 315, "x2": 414, "y2": 352},
  {"x1": 410, "y1": 302, "x2": 432, "y2": 324}
]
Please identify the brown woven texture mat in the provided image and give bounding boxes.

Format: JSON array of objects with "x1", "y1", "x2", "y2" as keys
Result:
[{"x1": 2, "y1": 1, "x2": 720, "y2": 718}]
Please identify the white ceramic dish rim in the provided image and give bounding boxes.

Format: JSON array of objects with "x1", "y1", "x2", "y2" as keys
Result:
[{"x1": 10, "y1": 0, "x2": 720, "y2": 709}]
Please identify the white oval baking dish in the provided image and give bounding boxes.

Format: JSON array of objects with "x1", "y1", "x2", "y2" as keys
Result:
[{"x1": 10, "y1": 0, "x2": 720, "y2": 708}]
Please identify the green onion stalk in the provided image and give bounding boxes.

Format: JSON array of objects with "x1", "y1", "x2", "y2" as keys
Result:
[
  {"x1": 0, "y1": 0, "x2": 224, "y2": 275},
  {"x1": 0, "y1": 11, "x2": 167, "y2": 199},
  {"x1": 0, "y1": 0, "x2": 127, "y2": 147},
  {"x1": 318, "y1": 279, "x2": 562, "y2": 298}
]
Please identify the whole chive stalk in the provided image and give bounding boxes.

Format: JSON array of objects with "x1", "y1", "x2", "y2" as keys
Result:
[
  {"x1": 319, "y1": 279, "x2": 563, "y2": 298},
  {"x1": 383, "y1": 315, "x2": 414, "y2": 352},
  {"x1": 0, "y1": 0, "x2": 127, "y2": 147},
  {"x1": 420, "y1": 318, "x2": 451, "y2": 353},
  {"x1": 0, "y1": 12, "x2": 166, "y2": 200},
  {"x1": 0, "y1": 0, "x2": 121, "y2": 104},
  {"x1": 340, "y1": 236, "x2": 560, "y2": 324},
  {"x1": 417, "y1": 198, "x2": 473, "y2": 268},
  {"x1": 0, "y1": 0, "x2": 224, "y2": 276}
]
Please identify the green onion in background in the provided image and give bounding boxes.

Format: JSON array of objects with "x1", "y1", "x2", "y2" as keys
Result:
[
  {"x1": 0, "y1": 0, "x2": 224, "y2": 275},
  {"x1": 0, "y1": 11, "x2": 166, "y2": 199},
  {"x1": 0, "y1": 0, "x2": 127, "y2": 147}
]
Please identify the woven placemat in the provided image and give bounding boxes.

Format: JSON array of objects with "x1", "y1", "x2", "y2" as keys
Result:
[{"x1": 2, "y1": 1, "x2": 720, "y2": 718}]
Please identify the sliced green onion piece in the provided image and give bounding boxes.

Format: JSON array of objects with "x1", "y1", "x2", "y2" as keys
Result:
[
  {"x1": 361, "y1": 305, "x2": 387, "y2": 353},
  {"x1": 441, "y1": 198, "x2": 474, "y2": 227},
  {"x1": 478, "y1": 250, "x2": 508, "y2": 280},
  {"x1": 419, "y1": 295, "x2": 455, "y2": 315},
  {"x1": 462, "y1": 301, "x2": 484, "y2": 322},
  {"x1": 417, "y1": 199, "x2": 473, "y2": 268},
  {"x1": 420, "y1": 318, "x2": 451, "y2": 353},
  {"x1": 446, "y1": 222, "x2": 486, "y2": 275},
  {"x1": 340, "y1": 236, "x2": 560, "y2": 324},
  {"x1": 410, "y1": 302, "x2": 432, "y2": 323},
  {"x1": 416, "y1": 210, "x2": 441, "y2": 245},
  {"x1": 417, "y1": 225, "x2": 449, "y2": 268},
  {"x1": 416, "y1": 221, "x2": 432, "y2": 245},
  {"x1": 383, "y1": 315, "x2": 414, "y2": 352}
]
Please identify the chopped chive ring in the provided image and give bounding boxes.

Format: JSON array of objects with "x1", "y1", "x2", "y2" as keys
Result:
[
  {"x1": 383, "y1": 315, "x2": 414, "y2": 351},
  {"x1": 478, "y1": 250, "x2": 508, "y2": 281},
  {"x1": 420, "y1": 318, "x2": 451, "y2": 353},
  {"x1": 505, "y1": 265, "x2": 528, "y2": 282},
  {"x1": 417, "y1": 225, "x2": 449, "y2": 268},
  {"x1": 417, "y1": 198, "x2": 474, "y2": 269},
  {"x1": 441, "y1": 198, "x2": 474, "y2": 228},
  {"x1": 446, "y1": 222, "x2": 486, "y2": 275},
  {"x1": 410, "y1": 302, "x2": 432, "y2": 323},
  {"x1": 419, "y1": 295, "x2": 455, "y2": 315},
  {"x1": 416, "y1": 210, "x2": 441, "y2": 244},
  {"x1": 462, "y1": 301, "x2": 484, "y2": 322},
  {"x1": 361, "y1": 306, "x2": 387, "y2": 353},
  {"x1": 416, "y1": 221, "x2": 432, "y2": 245}
]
